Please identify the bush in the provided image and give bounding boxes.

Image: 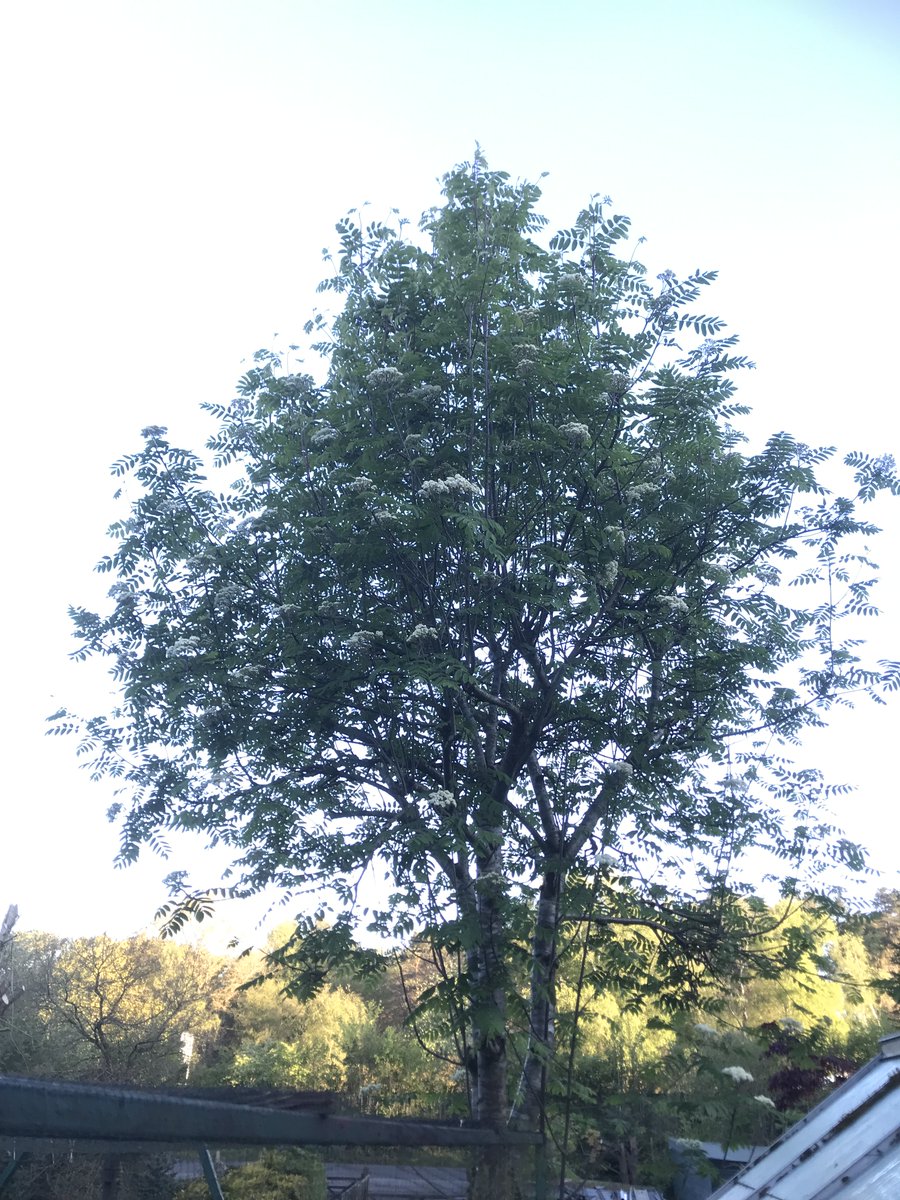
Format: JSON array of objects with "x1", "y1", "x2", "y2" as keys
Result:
[{"x1": 176, "y1": 1149, "x2": 325, "y2": 1200}]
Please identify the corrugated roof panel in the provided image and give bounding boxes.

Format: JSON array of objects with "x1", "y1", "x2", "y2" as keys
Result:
[{"x1": 838, "y1": 1142, "x2": 900, "y2": 1199}]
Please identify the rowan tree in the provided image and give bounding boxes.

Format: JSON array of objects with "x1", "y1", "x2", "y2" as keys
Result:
[{"x1": 58, "y1": 153, "x2": 899, "y2": 1193}]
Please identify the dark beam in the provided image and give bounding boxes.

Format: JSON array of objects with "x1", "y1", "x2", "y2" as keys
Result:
[{"x1": 0, "y1": 1077, "x2": 540, "y2": 1149}]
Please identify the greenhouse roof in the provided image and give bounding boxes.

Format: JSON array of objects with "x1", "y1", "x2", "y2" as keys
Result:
[{"x1": 709, "y1": 1032, "x2": 900, "y2": 1199}]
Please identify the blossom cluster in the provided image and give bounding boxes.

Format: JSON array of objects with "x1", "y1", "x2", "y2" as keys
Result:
[
  {"x1": 228, "y1": 664, "x2": 264, "y2": 683},
  {"x1": 625, "y1": 482, "x2": 658, "y2": 501},
  {"x1": 366, "y1": 367, "x2": 404, "y2": 387},
  {"x1": 559, "y1": 421, "x2": 591, "y2": 447},
  {"x1": 214, "y1": 584, "x2": 243, "y2": 611},
  {"x1": 418, "y1": 475, "x2": 480, "y2": 501},
  {"x1": 310, "y1": 425, "x2": 337, "y2": 447},
  {"x1": 274, "y1": 604, "x2": 302, "y2": 619},
  {"x1": 406, "y1": 624, "x2": 439, "y2": 645},
  {"x1": 604, "y1": 525, "x2": 626, "y2": 551},
  {"x1": 721, "y1": 1066, "x2": 754, "y2": 1083},
  {"x1": 408, "y1": 383, "x2": 442, "y2": 401},
  {"x1": 658, "y1": 594, "x2": 689, "y2": 614},
  {"x1": 347, "y1": 476, "x2": 374, "y2": 493},
  {"x1": 166, "y1": 636, "x2": 202, "y2": 659},
  {"x1": 346, "y1": 630, "x2": 378, "y2": 649},
  {"x1": 428, "y1": 789, "x2": 455, "y2": 811},
  {"x1": 780, "y1": 1017, "x2": 804, "y2": 1033},
  {"x1": 701, "y1": 562, "x2": 733, "y2": 586},
  {"x1": 598, "y1": 561, "x2": 619, "y2": 588}
]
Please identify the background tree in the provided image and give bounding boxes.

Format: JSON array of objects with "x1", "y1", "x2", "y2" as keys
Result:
[
  {"x1": 59, "y1": 154, "x2": 899, "y2": 1194},
  {"x1": 0, "y1": 932, "x2": 229, "y2": 1083}
]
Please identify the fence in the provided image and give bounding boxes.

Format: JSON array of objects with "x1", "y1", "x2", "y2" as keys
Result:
[{"x1": 0, "y1": 1075, "x2": 543, "y2": 1200}]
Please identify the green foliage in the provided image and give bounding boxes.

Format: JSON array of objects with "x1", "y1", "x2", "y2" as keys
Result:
[
  {"x1": 0, "y1": 932, "x2": 230, "y2": 1083},
  {"x1": 223, "y1": 982, "x2": 373, "y2": 1092},
  {"x1": 59, "y1": 151, "x2": 899, "y2": 1135},
  {"x1": 5, "y1": 1155, "x2": 177, "y2": 1200},
  {"x1": 176, "y1": 1151, "x2": 324, "y2": 1200}
]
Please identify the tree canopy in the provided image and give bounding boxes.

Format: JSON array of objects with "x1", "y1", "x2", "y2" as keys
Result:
[{"x1": 58, "y1": 154, "x2": 899, "y2": 1166}]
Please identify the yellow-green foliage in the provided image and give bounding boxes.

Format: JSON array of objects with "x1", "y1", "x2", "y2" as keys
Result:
[
  {"x1": 177, "y1": 1150, "x2": 325, "y2": 1200},
  {"x1": 722, "y1": 905, "x2": 881, "y2": 1035},
  {"x1": 227, "y1": 980, "x2": 374, "y2": 1092},
  {"x1": 558, "y1": 981, "x2": 676, "y2": 1092}
]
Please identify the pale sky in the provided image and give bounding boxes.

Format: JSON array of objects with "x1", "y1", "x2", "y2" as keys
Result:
[{"x1": 2, "y1": 0, "x2": 899, "y2": 942}]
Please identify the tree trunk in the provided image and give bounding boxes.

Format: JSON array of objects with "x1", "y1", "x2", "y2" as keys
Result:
[
  {"x1": 469, "y1": 809, "x2": 519, "y2": 1200},
  {"x1": 510, "y1": 871, "x2": 560, "y2": 1127},
  {"x1": 470, "y1": 1143, "x2": 523, "y2": 1200}
]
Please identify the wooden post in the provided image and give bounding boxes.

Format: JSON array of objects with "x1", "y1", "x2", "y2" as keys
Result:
[
  {"x1": 199, "y1": 1147, "x2": 226, "y2": 1200},
  {"x1": 0, "y1": 1154, "x2": 29, "y2": 1197},
  {"x1": 534, "y1": 1138, "x2": 548, "y2": 1200},
  {"x1": 0, "y1": 905, "x2": 21, "y2": 1018}
]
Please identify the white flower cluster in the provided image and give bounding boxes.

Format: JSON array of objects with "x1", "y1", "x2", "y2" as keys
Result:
[
  {"x1": 166, "y1": 636, "x2": 202, "y2": 659},
  {"x1": 625, "y1": 482, "x2": 658, "y2": 501},
  {"x1": 780, "y1": 1017, "x2": 804, "y2": 1033},
  {"x1": 658, "y1": 595, "x2": 689, "y2": 614},
  {"x1": 373, "y1": 509, "x2": 399, "y2": 524},
  {"x1": 598, "y1": 561, "x2": 619, "y2": 588},
  {"x1": 408, "y1": 383, "x2": 442, "y2": 400},
  {"x1": 604, "y1": 525, "x2": 626, "y2": 551},
  {"x1": 418, "y1": 475, "x2": 480, "y2": 501},
  {"x1": 406, "y1": 624, "x2": 439, "y2": 645},
  {"x1": 346, "y1": 630, "x2": 378, "y2": 649},
  {"x1": 366, "y1": 367, "x2": 404, "y2": 387},
  {"x1": 694, "y1": 1023, "x2": 719, "y2": 1037},
  {"x1": 108, "y1": 583, "x2": 135, "y2": 600},
  {"x1": 428, "y1": 789, "x2": 455, "y2": 811},
  {"x1": 214, "y1": 584, "x2": 243, "y2": 611},
  {"x1": 228, "y1": 664, "x2": 264, "y2": 683},
  {"x1": 754, "y1": 1094, "x2": 776, "y2": 1109},
  {"x1": 347, "y1": 476, "x2": 374, "y2": 493},
  {"x1": 702, "y1": 563, "x2": 733, "y2": 586},
  {"x1": 559, "y1": 421, "x2": 591, "y2": 447},
  {"x1": 274, "y1": 604, "x2": 302, "y2": 619},
  {"x1": 596, "y1": 853, "x2": 618, "y2": 868},
  {"x1": 607, "y1": 761, "x2": 633, "y2": 778},
  {"x1": 721, "y1": 1066, "x2": 754, "y2": 1084},
  {"x1": 310, "y1": 425, "x2": 337, "y2": 447}
]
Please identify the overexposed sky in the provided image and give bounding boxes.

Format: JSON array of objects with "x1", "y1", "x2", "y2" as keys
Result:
[{"x1": 2, "y1": 0, "x2": 898, "y2": 940}]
